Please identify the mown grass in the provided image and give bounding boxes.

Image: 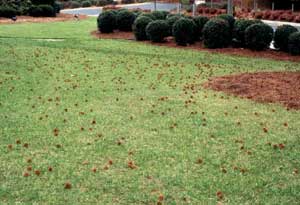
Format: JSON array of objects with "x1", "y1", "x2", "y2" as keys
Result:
[{"x1": 0, "y1": 18, "x2": 300, "y2": 204}]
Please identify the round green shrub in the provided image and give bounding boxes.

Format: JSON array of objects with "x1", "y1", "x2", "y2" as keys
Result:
[
  {"x1": 245, "y1": 23, "x2": 274, "y2": 51},
  {"x1": 29, "y1": 5, "x2": 55, "y2": 17},
  {"x1": 69, "y1": 1, "x2": 81, "y2": 8},
  {"x1": 232, "y1": 19, "x2": 261, "y2": 47},
  {"x1": 53, "y1": 1, "x2": 63, "y2": 13},
  {"x1": 217, "y1": 14, "x2": 235, "y2": 30},
  {"x1": 173, "y1": 17, "x2": 196, "y2": 46},
  {"x1": 166, "y1": 15, "x2": 180, "y2": 35},
  {"x1": 97, "y1": 11, "x2": 116, "y2": 33},
  {"x1": 274, "y1": 25, "x2": 298, "y2": 51},
  {"x1": 116, "y1": 10, "x2": 136, "y2": 31},
  {"x1": 193, "y1": 16, "x2": 209, "y2": 40},
  {"x1": 139, "y1": 13, "x2": 156, "y2": 20},
  {"x1": 29, "y1": 6, "x2": 43, "y2": 17},
  {"x1": 0, "y1": 6, "x2": 17, "y2": 18},
  {"x1": 166, "y1": 13, "x2": 184, "y2": 19},
  {"x1": 151, "y1": 11, "x2": 168, "y2": 20},
  {"x1": 132, "y1": 16, "x2": 153, "y2": 41},
  {"x1": 82, "y1": 1, "x2": 92, "y2": 7},
  {"x1": 90, "y1": 0, "x2": 98, "y2": 5},
  {"x1": 39, "y1": 4, "x2": 56, "y2": 17},
  {"x1": 146, "y1": 20, "x2": 169, "y2": 42},
  {"x1": 288, "y1": 32, "x2": 300, "y2": 55},
  {"x1": 31, "y1": 0, "x2": 55, "y2": 5},
  {"x1": 97, "y1": 0, "x2": 110, "y2": 6},
  {"x1": 203, "y1": 18, "x2": 231, "y2": 48},
  {"x1": 132, "y1": 10, "x2": 142, "y2": 17}
]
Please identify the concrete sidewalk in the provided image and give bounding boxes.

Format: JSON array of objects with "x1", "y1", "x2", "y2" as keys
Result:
[{"x1": 262, "y1": 19, "x2": 300, "y2": 30}]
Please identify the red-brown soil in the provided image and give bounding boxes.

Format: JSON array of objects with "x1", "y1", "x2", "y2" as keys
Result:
[
  {"x1": 91, "y1": 30, "x2": 300, "y2": 62},
  {"x1": 203, "y1": 72, "x2": 300, "y2": 110},
  {"x1": 0, "y1": 13, "x2": 87, "y2": 24},
  {"x1": 91, "y1": 30, "x2": 134, "y2": 40}
]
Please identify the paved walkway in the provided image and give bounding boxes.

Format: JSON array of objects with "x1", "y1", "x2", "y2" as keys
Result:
[
  {"x1": 61, "y1": 2, "x2": 178, "y2": 16},
  {"x1": 262, "y1": 19, "x2": 300, "y2": 30}
]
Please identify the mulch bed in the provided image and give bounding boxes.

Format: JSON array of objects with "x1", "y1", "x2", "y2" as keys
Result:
[
  {"x1": 0, "y1": 13, "x2": 87, "y2": 24},
  {"x1": 203, "y1": 72, "x2": 300, "y2": 110},
  {"x1": 91, "y1": 30, "x2": 300, "y2": 62}
]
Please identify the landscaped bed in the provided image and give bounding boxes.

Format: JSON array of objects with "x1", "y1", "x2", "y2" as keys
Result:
[
  {"x1": 204, "y1": 71, "x2": 300, "y2": 110},
  {"x1": 91, "y1": 30, "x2": 300, "y2": 62}
]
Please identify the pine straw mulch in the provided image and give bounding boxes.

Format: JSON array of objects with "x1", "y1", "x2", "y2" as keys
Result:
[{"x1": 203, "y1": 71, "x2": 300, "y2": 110}]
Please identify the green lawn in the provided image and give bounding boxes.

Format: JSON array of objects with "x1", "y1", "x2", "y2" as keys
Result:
[{"x1": 0, "y1": 18, "x2": 300, "y2": 204}]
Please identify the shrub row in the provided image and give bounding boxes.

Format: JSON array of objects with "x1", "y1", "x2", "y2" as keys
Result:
[
  {"x1": 0, "y1": 0, "x2": 61, "y2": 18},
  {"x1": 0, "y1": 6, "x2": 18, "y2": 18},
  {"x1": 97, "y1": 11, "x2": 300, "y2": 55},
  {"x1": 29, "y1": 5, "x2": 56, "y2": 17},
  {"x1": 97, "y1": 9, "x2": 137, "y2": 32},
  {"x1": 62, "y1": 0, "x2": 115, "y2": 8}
]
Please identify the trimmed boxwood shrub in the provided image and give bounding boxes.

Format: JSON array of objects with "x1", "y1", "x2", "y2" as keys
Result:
[
  {"x1": 203, "y1": 18, "x2": 231, "y2": 48},
  {"x1": 288, "y1": 32, "x2": 300, "y2": 55},
  {"x1": 139, "y1": 13, "x2": 156, "y2": 20},
  {"x1": 193, "y1": 16, "x2": 209, "y2": 40},
  {"x1": 146, "y1": 20, "x2": 169, "y2": 42},
  {"x1": 173, "y1": 17, "x2": 196, "y2": 46},
  {"x1": 245, "y1": 23, "x2": 274, "y2": 51},
  {"x1": 31, "y1": 0, "x2": 55, "y2": 5},
  {"x1": 232, "y1": 19, "x2": 262, "y2": 47},
  {"x1": 0, "y1": 6, "x2": 17, "y2": 18},
  {"x1": 82, "y1": 1, "x2": 92, "y2": 7},
  {"x1": 69, "y1": 1, "x2": 81, "y2": 8},
  {"x1": 29, "y1": 5, "x2": 55, "y2": 17},
  {"x1": 151, "y1": 11, "x2": 168, "y2": 20},
  {"x1": 166, "y1": 13, "x2": 184, "y2": 19},
  {"x1": 274, "y1": 25, "x2": 298, "y2": 51},
  {"x1": 132, "y1": 16, "x2": 153, "y2": 41},
  {"x1": 39, "y1": 5, "x2": 56, "y2": 16},
  {"x1": 217, "y1": 14, "x2": 235, "y2": 30},
  {"x1": 53, "y1": 1, "x2": 63, "y2": 13},
  {"x1": 97, "y1": 0, "x2": 113, "y2": 6},
  {"x1": 132, "y1": 10, "x2": 142, "y2": 17},
  {"x1": 116, "y1": 10, "x2": 136, "y2": 31},
  {"x1": 97, "y1": 10, "x2": 116, "y2": 33},
  {"x1": 29, "y1": 6, "x2": 43, "y2": 17},
  {"x1": 166, "y1": 15, "x2": 180, "y2": 35}
]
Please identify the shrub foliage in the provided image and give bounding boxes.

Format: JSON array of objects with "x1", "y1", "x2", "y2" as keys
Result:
[
  {"x1": 132, "y1": 16, "x2": 153, "y2": 41},
  {"x1": 97, "y1": 10, "x2": 116, "y2": 33},
  {"x1": 203, "y1": 18, "x2": 231, "y2": 48},
  {"x1": 29, "y1": 5, "x2": 56, "y2": 17},
  {"x1": 232, "y1": 19, "x2": 262, "y2": 47},
  {"x1": 146, "y1": 20, "x2": 169, "y2": 42},
  {"x1": 0, "y1": 6, "x2": 17, "y2": 18},
  {"x1": 193, "y1": 16, "x2": 209, "y2": 40},
  {"x1": 245, "y1": 23, "x2": 274, "y2": 51},
  {"x1": 217, "y1": 14, "x2": 235, "y2": 30},
  {"x1": 173, "y1": 17, "x2": 196, "y2": 46},
  {"x1": 274, "y1": 25, "x2": 298, "y2": 51},
  {"x1": 116, "y1": 10, "x2": 136, "y2": 31},
  {"x1": 288, "y1": 32, "x2": 300, "y2": 55}
]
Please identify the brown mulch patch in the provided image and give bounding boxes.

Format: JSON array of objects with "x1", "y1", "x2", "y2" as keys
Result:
[
  {"x1": 91, "y1": 30, "x2": 300, "y2": 62},
  {"x1": 203, "y1": 72, "x2": 300, "y2": 110},
  {"x1": 91, "y1": 30, "x2": 134, "y2": 40},
  {"x1": 0, "y1": 13, "x2": 87, "y2": 24}
]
